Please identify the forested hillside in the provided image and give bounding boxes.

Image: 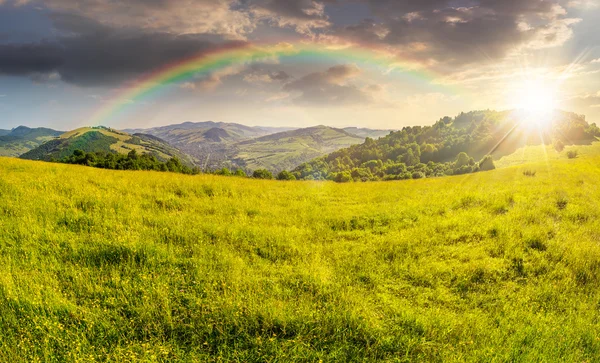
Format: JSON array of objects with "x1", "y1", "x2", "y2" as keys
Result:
[
  {"x1": 293, "y1": 110, "x2": 600, "y2": 181},
  {"x1": 0, "y1": 126, "x2": 63, "y2": 157}
]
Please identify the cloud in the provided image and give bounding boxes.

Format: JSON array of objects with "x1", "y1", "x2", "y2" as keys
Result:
[
  {"x1": 0, "y1": 14, "x2": 248, "y2": 87},
  {"x1": 243, "y1": 70, "x2": 292, "y2": 84},
  {"x1": 14, "y1": 0, "x2": 254, "y2": 39},
  {"x1": 568, "y1": 91, "x2": 600, "y2": 110},
  {"x1": 592, "y1": 58, "x2": 600, "y2": 64},
  {"x1": 332, "y1": 0, "x2": 580, "y2": 71},
  {"x1": 567, "y1": 0, "x2": 599, "y2": 9},
  {"x1": 185, "y1": 65, "x2": 247, "y2": 91},
  {"x1": 250, "y1": 0, "x2": 331, "y2": 34},
  {"x1": 282, "y1": 64, "x2": 379, "y2": 106}
]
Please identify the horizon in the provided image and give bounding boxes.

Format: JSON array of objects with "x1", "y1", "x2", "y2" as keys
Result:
[
  {"x1": 1, "y1": 1, "x2": 599, "y2": 130},
  {"x1": 1, "y1": 107, "x2": 590, "y2": 134}
]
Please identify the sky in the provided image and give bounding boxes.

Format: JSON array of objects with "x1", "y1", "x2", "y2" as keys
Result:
[{"x1": 0, "y1": 0, "x2": 599, "y2": 131}]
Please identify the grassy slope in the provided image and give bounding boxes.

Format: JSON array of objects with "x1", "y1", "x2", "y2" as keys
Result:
[
  {"x1": 1, "y1": 146, "x2": 600, "y2": 361},
  {"x1": 234, "y1": 126, "x2": 364, "y2": 172},
  {"x1": 22, "y1": 127, "x2": 195, "y2": 165}
]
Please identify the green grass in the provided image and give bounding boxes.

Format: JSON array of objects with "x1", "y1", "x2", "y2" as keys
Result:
[{"x1": 1, "y1": 147, "x2": 600, "y2": 361}]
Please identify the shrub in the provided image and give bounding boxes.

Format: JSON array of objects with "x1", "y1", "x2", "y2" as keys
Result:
[
  {"x1": 523, "y1": 170, "x2": 536, "y2": 177},
  {"x1": 215, "y1": 168, "x2": 232, "y2": 176},
  {"x1": 556, "y1": 194, "x2": 569, "y2": 210},
  {"x1": 234, "y1": 168, "x2": 247, "y2": 177},
  {"x1": 253, "y1": 169, "x2": 273, "y2": 179},
  {"x1": 276, "y1": 170, "x2": 296, "y2": 181},
  {"x1": 554, "y1": 139, "x2": 565, "y2": 152},
  {"x1": 478, "y1": 155, "x2": 495, "y2": 171},
  {"x1": 412, "y1": 172, "x2": 425, "y2": 179},
  {"x1": 566, "y1": 150, "x2": 578, "y2": 159},
  {"x1": 334, "y1": 172, "x2": 352, "y2": 183}
]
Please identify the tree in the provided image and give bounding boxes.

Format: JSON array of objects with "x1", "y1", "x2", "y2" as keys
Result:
[
  {"x1": 276, "y1": 170, "x2": 296, "y2": 181},
  {"x1": 234, "y1": 168, "x2": 247, "y2": 177},
  {"x1": 455, "y1": 152, "x2": 470, "y2": 168},
  {"x1": 478, "y1": 155, "x2": 495, "y2": 171},
  {"x1": 215, "y1": 167, "x2": 232, "y2": 176},
  {"x1": 253, "y1": 169, "x2": 273, "y2": 179}
]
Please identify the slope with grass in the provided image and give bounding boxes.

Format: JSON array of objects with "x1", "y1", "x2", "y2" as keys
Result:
[
  {"x1": 20, "y1": 126, "x2": 195, "y2": 166},
  {"x1": 231, "y1": 126, "x2": 366, "y2": 172},
  {"x1": 0, "y1": 126, "x2": 63, "y2": 157},
  {"x1": 1, "y1": 145, "x2": 600, "y2": 361}
]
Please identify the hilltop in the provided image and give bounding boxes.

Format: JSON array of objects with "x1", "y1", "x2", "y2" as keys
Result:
[
  {"x1": 1, "y1": 145, "x2": 600, "y2": 360},
  {"x1": 0, "y1": 126, "x2": 63, "y2": 157},
  {"x1": 20, "y1": 126, "x2": 195, "y2": 166}
]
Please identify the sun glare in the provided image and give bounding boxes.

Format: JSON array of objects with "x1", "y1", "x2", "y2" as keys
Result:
[{"x1": 511, "y1": 79, "x2": 558, "y2": 116}]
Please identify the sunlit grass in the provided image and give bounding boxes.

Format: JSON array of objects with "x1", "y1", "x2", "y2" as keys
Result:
[{"x1": 1, "y1": 148, "x2": 600, "y2": 361}]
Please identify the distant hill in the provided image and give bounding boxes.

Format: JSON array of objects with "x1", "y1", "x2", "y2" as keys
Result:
[
  {"x1": 230, "y1": 126, "x2": 366, "y2": 172},
  {"x1": 342, "y1": 127, "x2": 392, "y2": 139},
  {"x1": 125, "y1": 121, "x2": 389, "y2": 172},
  {"x1": 20, "y1": 126, "x2": 195, "y2": 166},
  {"x1": 293, "y1": 110, "x2": 600, "y2": 181},
  {"x1": 0, "y1": 126, "x2": 63, "y2": 157},
  {"x1": 124, "y1": 121, "x2": 295, "y2": 144}
]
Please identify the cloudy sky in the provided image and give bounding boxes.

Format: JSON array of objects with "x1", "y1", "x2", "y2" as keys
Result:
[{"x1": 0, "y1": 0, "x2": 599, "y2": 130}]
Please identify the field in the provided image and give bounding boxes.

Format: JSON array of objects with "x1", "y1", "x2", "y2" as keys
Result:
[{"x1": 1, "y1": 144, "x2": 600, "y2": 361}]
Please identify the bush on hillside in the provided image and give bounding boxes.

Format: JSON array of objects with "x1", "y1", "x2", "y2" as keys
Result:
[
  {"x1": 567, "y1": 150, "x2": 578, "y2": 159},
  {"x1": 276, "y1": 170, "x2": 296, "y2": 181},
  {"x1": 554, "y1": 139, "x2": 565, "y2": 152},
  {"x1": 478, "y1": 155, "x2": 495, "y2": 171},
  {"x1": 253, "y1": 169, "x2": 273, "y2": 179}
]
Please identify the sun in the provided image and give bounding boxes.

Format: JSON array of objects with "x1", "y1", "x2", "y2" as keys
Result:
[{"x1": 511, "y1": 79, "x2": 558, "y2": 116}]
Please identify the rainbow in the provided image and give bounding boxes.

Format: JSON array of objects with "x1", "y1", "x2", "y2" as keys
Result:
[{"x1": 88, "y1": 42, "x2": 452, "y2": 126}]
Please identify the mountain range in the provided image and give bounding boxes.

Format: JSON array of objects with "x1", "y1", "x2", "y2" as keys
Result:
[
  {"x1": 124, "y1": 121, "x2": 391, "y2": 172},
  {"x1": 0, "y1": 121, "x2": 391, "y2": 173}
]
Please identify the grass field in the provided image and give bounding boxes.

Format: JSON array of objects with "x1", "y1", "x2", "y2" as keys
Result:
[{"x1": 1, "y1": 145, "x2": 600, "y2": 361}]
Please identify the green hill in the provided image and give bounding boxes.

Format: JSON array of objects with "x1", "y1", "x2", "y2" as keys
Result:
[
  {"x1": 2, "y1": 145, "x2": 600, "y2": 360},
  {"x1": 20, "y1": 126, "x2": 195, "y2": 166},
  {"x1": 0, "y1": 126, "x2": 63, "y2": 157},
  {"x1": 342, "y1": 127, "x2": 392, "y2": 139},
  {"x1": 293, "y1": 110, "x2": 600, "y2": 181},
  {"x1": 230, "y1": 126, "x2": 366, "y2": 172}
]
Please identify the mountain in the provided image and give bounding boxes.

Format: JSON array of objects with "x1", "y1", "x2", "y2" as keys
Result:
[
  {"x1": 0, "y1": 126, "x2": 63, "y2": 157},
  {"x1": 228, "y1": 125, "x2": 366, "y2": 172},
  {"x1": 124, "y1": 121, "x2": 295, "y2": 143},
  {"x1": 292, "y1": 109, "x2": 600, "y2": 181},
  {"x1": 20, "y1": 126, "x2": 195, "y2": 165},
  {"x1": 342, "y1": 127, "x2": 392, "y2": 139},
  {"x1": 124, "y1": 121, "x2": 391, "y2": 172}
]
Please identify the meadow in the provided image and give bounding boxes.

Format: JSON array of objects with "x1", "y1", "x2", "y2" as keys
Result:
[{"x1": 1, "y1": 144, "x2": 600, "y2": 361}]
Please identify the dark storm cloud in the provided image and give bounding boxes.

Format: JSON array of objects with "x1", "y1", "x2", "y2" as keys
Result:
[
  {"x1": 283, "y1": 64, "x2": 376, "y2": 105},
  {"x1": 334, "y1": 0, "x2": 579, "y2": 69},
  {"x1": 0, "y1": 43, "x2": 62, "y2": 75},
  {"x1": 0, "y1": 13, "x2": 247, "y2": 87}
]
